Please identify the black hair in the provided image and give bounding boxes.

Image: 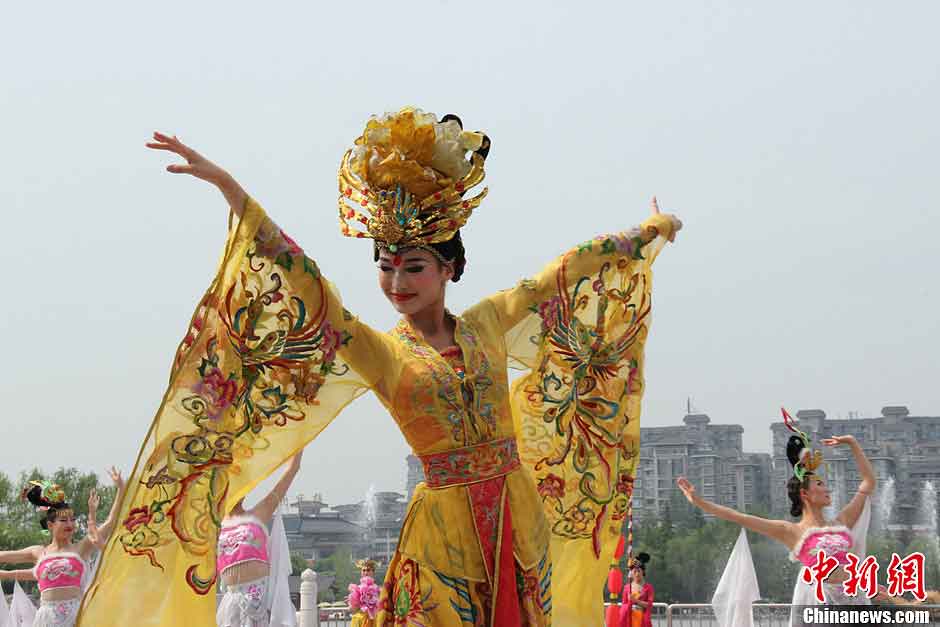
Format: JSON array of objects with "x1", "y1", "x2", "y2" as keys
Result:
[
  {"x1": 372, "y1": 234, "x2": 467, "y2": 283},
  {"x1": 785, "y1": 435, "x2": 813, "y2": 518},
  {"x1": 633, "y1": 551, "x2": 651, "y2": 574},
  {"x1": 786, "y1": 435, "x2": 806, "y2": 467},
  {"x1": 22, "y1": 484, "x2": 71, "y2": 530},
  {"x1": 787, "y1": 474, "x2": 815, "y2": 518}
]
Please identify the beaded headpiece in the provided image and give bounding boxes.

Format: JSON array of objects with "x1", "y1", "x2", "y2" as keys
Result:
[
  {"x1": 337, "y1": 107, "x2": 488, "y2": 255},
  {"x1": 782, "y1": 407, "x2": 824, "y2": 481}
]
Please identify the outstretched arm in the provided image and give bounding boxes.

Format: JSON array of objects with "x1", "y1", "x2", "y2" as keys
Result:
[
  {"x1": 479, "y1": 197, "x2": 681, "y2": 335},
  {"x1": 676, "y1": 477, "x2": 792, "y2": 545},
  {"x1": 0, "y1": 546, "x2": 41, "y2": 565},
  {"x1": 250, "y1": 451, "x2": 304, "y2": 525},
  {"x1": 146, "y1": 132, "x2": 397, "y2": 390},
  {"x1": 0, "y1": 569, "x2": 36, "y2": 581},
  {"x1": 826, "y1": 435, "x2": 876, "y2": 528}
]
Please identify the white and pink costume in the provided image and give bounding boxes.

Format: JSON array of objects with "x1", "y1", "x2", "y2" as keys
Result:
[
  {"x1": 216, "y1": 512, "x2": 296, "y2": 627},
  {"x1": 31, "y1": 551, "x2": 89, "y2": 627}
]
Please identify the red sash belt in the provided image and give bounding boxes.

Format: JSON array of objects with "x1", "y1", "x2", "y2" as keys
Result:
[{"x1": 418, "y1": 437, "x2": 521, "y2": 489}]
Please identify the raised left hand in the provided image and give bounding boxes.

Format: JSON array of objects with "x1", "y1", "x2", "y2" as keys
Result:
[
  {"x1": 821, "y1": 435, "x2": 857, "y2": 447},
  {"x1": 108, "y1": 467, "x2": 124, "y2": 489},
  {"x1": 87, "y1": 489, "x2": 100, "y2": 513},
  {"x1": 650, "y1": 196, "x2": 682, "y2": 242}
]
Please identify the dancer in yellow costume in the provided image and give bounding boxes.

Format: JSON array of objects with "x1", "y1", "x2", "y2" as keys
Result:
[{"x1": 78, "y1": 108, "x2": 680, "y2": 627}]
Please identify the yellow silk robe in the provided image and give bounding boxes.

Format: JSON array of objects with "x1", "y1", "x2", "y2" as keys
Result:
[{"x1": 78, "y1": 198, "x2": 677, "y2": 627}]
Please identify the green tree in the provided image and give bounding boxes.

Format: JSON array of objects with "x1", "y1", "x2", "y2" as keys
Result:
[
  {"x1": 332, "y1": 546, "x2": 358, "y2": 597},
  {"x1": 904, "y1": 536, "x2": 940, "y2": 596},
  {"x1": 0, "y1": 472, "x2": 13, "y2": 513},
  {"x1": 290, "y1": 551, "x2": 310, "y2": 576}
]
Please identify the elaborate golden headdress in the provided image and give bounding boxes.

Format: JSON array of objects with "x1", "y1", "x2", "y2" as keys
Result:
[
  {"x1": 337, "y1": 107, "x2": 489, "y2": 253},
  {"x1": 355, "y1": 558, "x2": 378, "y2": 571}
]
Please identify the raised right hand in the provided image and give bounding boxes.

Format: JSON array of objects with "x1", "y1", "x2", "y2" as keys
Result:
[
  {"x1": 146, "y1": 132, "x2": 232, "y2": 185},
  {"x1": 676, "y1": 476, "x2": 698, "y2": 504},
  {"x1": 147, "y1": 132, "x2": 248, "y2": 212}
]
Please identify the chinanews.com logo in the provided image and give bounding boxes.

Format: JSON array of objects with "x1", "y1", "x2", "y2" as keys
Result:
[{"x1": 800, "y1": 606, "x2": 932, "y2": 625}]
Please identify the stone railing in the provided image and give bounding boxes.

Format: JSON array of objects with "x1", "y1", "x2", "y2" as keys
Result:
[{"x1": 296, "y1": 579, "x2": 938, "y2": 627}]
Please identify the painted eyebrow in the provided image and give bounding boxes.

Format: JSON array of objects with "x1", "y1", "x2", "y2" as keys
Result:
[{"x1": 378, "y1": 256, "x2": 429, "y2": 263}]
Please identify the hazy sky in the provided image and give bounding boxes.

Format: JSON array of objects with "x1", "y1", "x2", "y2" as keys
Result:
[{"x1": 2, "y1": 1, "x2": 937, "y2": 506}]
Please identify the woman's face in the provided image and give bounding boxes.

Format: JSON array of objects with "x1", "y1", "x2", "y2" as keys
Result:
[
  {"x1": 377, "y1": 248, "x2": 452, "y2": 315},
  {"x1": 361, "y1": 567, "x2": 374, "y2": 579},
  {"x1": 631, "y1": 567, "x2": 644, "y2": 583},
  {"x1": 802, "y1": 476, "x2": 832, "y2": 508},
  {"x1": 48, "y1": 509, "x2": 76, "y2": 541}
]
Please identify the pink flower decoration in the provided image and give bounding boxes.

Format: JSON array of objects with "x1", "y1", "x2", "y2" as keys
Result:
[
  {"x1": 192, "y1": 367, "x2": 238, "y2": 420},
  {"x1": 537, "y1": 296, "x2": 563, "y2": 332},
  {"x1": 346, "y1": 583, "x2": 362, "y2": 610},
  {"x1": 253, "y1": 217, "x2": 303, "y2": 259},
  {"x1": 347, "y1": 575, "x2": 380, "y2": 617},
  {"x1": 538, "y1": 473, "x2": 566, "y2": 499},
  {"x1": 279, "y1": 230, "x2": 303, "y2": 256},
  {"x1": 319, "y1": 322, "x2": 343, "y2": 364},
  {"x1": 358, "y1": 576, "x2": 381, "y2": 618}
]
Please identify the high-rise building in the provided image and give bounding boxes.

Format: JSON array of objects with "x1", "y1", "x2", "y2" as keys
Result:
[{"x1": 633, "y1": 413, "x2": 772, "y2": 521}]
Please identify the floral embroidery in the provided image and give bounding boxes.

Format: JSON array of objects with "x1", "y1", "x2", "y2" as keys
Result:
[
  {"x1": 394, "y1": 319, "x2": 466, "y2": 444},
  {"x1": 41, "y1": 559, "x2": 79, "y2": 582},
  {"x1": 467, "y1": 477, "x2": 505, "y2": 581},
  {"x1": 536, "y1": 474, "x2": 565, "y2": 499},
  {"x1": 420, "y1": 438, "x2": 520, "y2": 488},
  {"x1": 218, "y1": 526, "x2": 262, "y2": 555},
  {"x1": 537, "y1": 296, "x2": 563, "y2": 332},
  {"x1": 809, "y1": 532, "x2": 852, "y2": 559},
  {"x1": 191, "y1": 366, "x2": 238, "y2": 421},
  {"x1": 245, "y1": 582, "x2": 264, "y2": 604},
  {"x1": 123, "y1": 506, "x2": 153, "y2": 532},
  {"x1": 380, "y1": 558, "x2": 435, "y2": 626},
  {"x1": 117, "y1": 213, "x2": 353, "y2": 595},
  {"x1": 319, "y1": 321, "x2": 344, "y2": 365},
  {"x1": 456, "y1": 320, "x2": 498, "y2": 441},
  {"x1": 515, "y1": 226, "x2": 653, "y2": 558}
]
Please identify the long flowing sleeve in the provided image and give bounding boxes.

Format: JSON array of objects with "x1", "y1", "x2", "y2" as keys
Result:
[
  {"x1": 472, "y1": 212, "x2": 678, "y2": 627},
  {"x1": 78, "y1": 198, "x2": 397, "y2": 627}
]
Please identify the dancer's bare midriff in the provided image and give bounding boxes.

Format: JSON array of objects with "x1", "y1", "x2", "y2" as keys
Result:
[
  {"x1": 41, "y1": 586, "x2": 82, "y2": 602},
  {"x1": 221, "y1": 559, "x2": 270, "y2": 587}
]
